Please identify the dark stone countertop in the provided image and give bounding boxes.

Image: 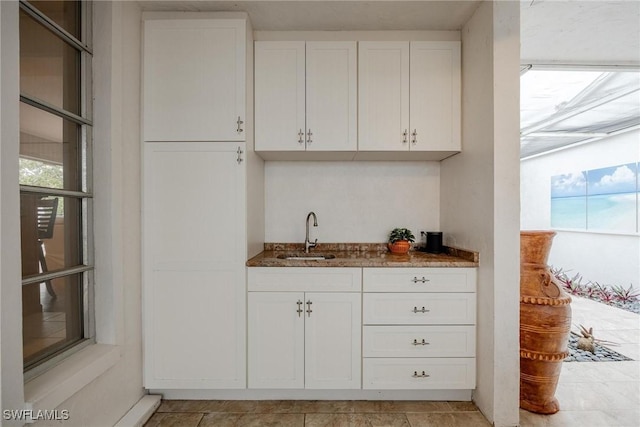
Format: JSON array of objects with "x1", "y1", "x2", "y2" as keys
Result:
[{"x1": 246, "y1": 243, "x2": 478, "y2": 268}]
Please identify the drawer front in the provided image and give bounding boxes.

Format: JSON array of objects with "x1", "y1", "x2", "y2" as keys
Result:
[
  {"x1": 363, "y1": 268, "x2": 476, "y2": 293},
  {"x1": 363, "y1": 293, "x2": 476, "y2": 325},
  {"x1": 248, "y1": 267, "x2": 362, "y2": 292},
  {"x1": 363, "y1": 326, "x2": 475, "y2": 358},
  {"x1": 363, "y1": 358, "x2": 475, "y2": 389}
]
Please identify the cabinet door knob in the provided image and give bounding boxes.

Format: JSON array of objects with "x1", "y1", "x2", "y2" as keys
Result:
[
  {"x1": 298, "y1": 129, "x2": 304, "y2": 144},
  {"x1": 412, "y1": 276, "x2": 430, "y2": 284},
  {"x1": 402, "y1": 129, "x2": 408, "y2": 144},
  {"x1": 412, "y1": 339, "x2": 429, "y2": 346},
  {"x1": 236, "y1": 146, "x2": 244, "y2": 164},
  {"x1": 411, "y1": 129, "x2": 417, "y2": 145},
  {"x1": 412, "y1": 306, "x2": 429, "y2": 314},
  {"x1": 307, "y1": 129, "x2": 313, "y2": 144},
  {"x1": 236, "y1": 116, "x2": 244, "y2": 133}
]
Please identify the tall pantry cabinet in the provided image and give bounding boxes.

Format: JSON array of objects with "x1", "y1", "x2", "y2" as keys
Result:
[{"x1": 142, "y1": 13, "x2": 259, "y2": 389}]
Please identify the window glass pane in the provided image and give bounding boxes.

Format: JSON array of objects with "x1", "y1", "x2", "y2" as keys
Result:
[
  {"x1": 20, "y1": 194, "x2": 83, "y2": 275},
  {"x1": 20, "y1": 9, "x2": 80, "y2": 115},
  {"x1": 27, "y1": 1, "x2": 81, "y2": 40},
  {"x1": 23, "y1": 273, "x2": 84, "y2": 369},
  {"x1": 19, "y1": 102, "x2": 81, "y2": 191}
]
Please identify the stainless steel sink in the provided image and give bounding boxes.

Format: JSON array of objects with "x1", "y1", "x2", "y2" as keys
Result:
[{"x1": 276, "y1": 253, "x2": 336, "y2": 261}]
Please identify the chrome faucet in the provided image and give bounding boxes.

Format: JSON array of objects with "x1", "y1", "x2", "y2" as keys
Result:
[{"x1": 305, "y1": 211, "x2": 318, "y2": 253}]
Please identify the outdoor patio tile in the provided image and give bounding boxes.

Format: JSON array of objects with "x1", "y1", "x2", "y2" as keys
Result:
[
  {"x1": 559, "y1": 361, "x2": 638, "y2": 383},
  {"x1": 613, "y1": 343, "x2": 640, "y2": 360},
  {"x1": 519, "y1": 409, "x2": 623, "y2": 427},
  {"x1": 601, "y1": 409, "x2": 640, "y2": 427},
  {"x1": 555, "y1": 380, "x2": 637, "y2": 411}
]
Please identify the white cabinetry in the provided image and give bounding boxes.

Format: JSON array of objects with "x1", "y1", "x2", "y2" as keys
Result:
[
  {"x1": 255, "y1": 41, "x2": 357, "y2": 158},
  {"x1": 362, "y1": 268, "x2": 476, "y2": 390},
  {"x1": 143, "y1": 16, "x2": 246, "y2": 142},
  {"x1": 143, "y1": 142, "x2": 246, "y2": 389},
  {"x1": 358, "y1": 41, "x2": 461, "y2": 160},
  {"x1": 142, "y1": 13, "x2": 253, "y2": 390},
  {"x1": 248, "y1": 268, "x2": 362, "y2": 389}
]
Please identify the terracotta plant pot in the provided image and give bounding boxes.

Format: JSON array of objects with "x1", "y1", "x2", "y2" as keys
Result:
[
  {"x1": 388, "y1": 240, "x2": 411, "y2": 254},
  {"x1": 520, "y1": 230, "x2": 572, "y2": 415}
]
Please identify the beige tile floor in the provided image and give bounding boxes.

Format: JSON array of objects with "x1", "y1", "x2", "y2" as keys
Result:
[
  {"x1": 146, "y1": 400, "x2": 490, "y2": 427},
  {"x1": 146, "y1": 297, "x2": 639, "y2": 427}
]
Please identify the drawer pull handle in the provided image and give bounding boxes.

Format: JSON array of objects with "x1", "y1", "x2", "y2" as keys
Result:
[
  {"x1": 412, "y1": 306, "x2": 429, "y2": 314},
  {"x1": 413, "y1": 371, "x2": 430, "y2": 378},
  {"x1": 412, "y1": 276, "x2": 430, "y2": 283},
  {"x1": 412, "y1": 339, "x2": 429, "y2": 346}
]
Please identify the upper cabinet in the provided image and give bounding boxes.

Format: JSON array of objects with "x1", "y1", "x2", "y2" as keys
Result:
[
  {"x1": 357, "y1": 41, "x2": 461, "y2": 160},
  {"x1": 255, "y1": 41, "x2": 357, "y2": 159},
  {"x1": 143, "y1": 17, "x2": 246, "y2": 142}
]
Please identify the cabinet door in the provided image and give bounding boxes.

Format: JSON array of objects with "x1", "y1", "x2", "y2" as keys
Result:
[
  {"x1": 248, "y1": 292, "x2": 305, "y2": 389},
  {"x1": 143, "y1": 142, "x2": 246, "y2": 389},
  {"x1": 306, "y1": 42, "x2": 357, "y2": 152},
  {"x1": 255, "y1": 41, "x2": 306, "y2": 151},
  {"x1": 305, "y1": 293, "x2": 361, "y2": 389},
  {"x1": 143, "y1": 19, "x2": 246, "y2": 142},
  {"x1": 358, "y1": 42, "x2": 410, "y2": 151},
  {"x1": 409, "y1": 42, "x2": 461, "y2": 151}
]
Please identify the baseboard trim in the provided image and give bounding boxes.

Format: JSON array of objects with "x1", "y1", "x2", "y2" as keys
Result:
[
  {"x1": 114, "y1": 395, "x2": 162, "y2": 427},
  {"x1": 148, "y1": 389, "x2": 473, "y2": 401}
]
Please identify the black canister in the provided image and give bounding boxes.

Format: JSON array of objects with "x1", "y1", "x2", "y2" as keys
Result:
[{"x1": 426, "y1": 232, "x2": 443, "y2": 253}]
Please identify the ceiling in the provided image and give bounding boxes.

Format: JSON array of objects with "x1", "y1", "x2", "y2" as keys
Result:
[
  {"x1": 137, "y1": 1, "x2": 482, "y2": 31},
  {"x1": 520, "y1": 69, "x2": 640, "y2": 158},
  {"x1": 138, "y1": 1, "x2": 640, "y2": 63},
  {"x1": 520, "y1": 0, "x2": 640, "y2": 65}
]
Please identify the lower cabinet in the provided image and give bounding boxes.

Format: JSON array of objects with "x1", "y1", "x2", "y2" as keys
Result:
[
  {"x1": 362, "y1": 267, "x2": 477, "y2": 390},
  {"x1": 246, "y1": 266, "x2": 477, "y2": 392},
  {"x1": 247, "y1": 268, "x2": 362, "y2": 389}
]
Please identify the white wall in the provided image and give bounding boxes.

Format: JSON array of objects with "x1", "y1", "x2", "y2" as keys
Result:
[
  {"x1": 27, "y1": 2, "x2": 145, "y2": 425},
  {"x1": 440, "y1": 2, "x2": 521, "y2": 426},
  {"x1": 521, "y1": 131, "x2": 640, "y2": 289},
  {"x1": 265, "y1": 161, "x2": 440, "y2": 243},
  {"x1": 45, "y1": 2, "x2": 146, "y2": 424}
]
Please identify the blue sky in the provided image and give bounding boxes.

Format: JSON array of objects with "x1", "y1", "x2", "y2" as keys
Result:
[
  {"x1": 551, "y1": 171, "x2": 587, "y2": 198},
  {"x1": 587, "y1": 163, "x2": 638, "y2": 196}
]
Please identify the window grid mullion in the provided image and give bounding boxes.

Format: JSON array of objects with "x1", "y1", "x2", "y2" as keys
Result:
[{"x1": 19, "y1": 1, "x2": 92, "y2": 54}]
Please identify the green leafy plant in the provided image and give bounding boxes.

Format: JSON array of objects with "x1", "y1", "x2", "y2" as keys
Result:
[
  {"x1": 388, "y1": 228, "x2": 415, "y2": 243},
  {"x1": 551, "y1": 267, "x2": 587, "y2": 296},
  {"x1": 611, "y1": 284, "x2": 640, "y2": 303},
  {"x1": 551, "y1": 266, "x2": 639, "y2": 314}
]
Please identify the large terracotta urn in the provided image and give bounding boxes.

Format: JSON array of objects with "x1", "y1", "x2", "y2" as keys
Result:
[{"x1": 520, "y1": 230, "x2": 572, "y2": 415}]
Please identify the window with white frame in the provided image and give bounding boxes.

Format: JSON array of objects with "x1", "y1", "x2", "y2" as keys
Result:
[{"x1": 19, "y1": 0, "x2": 93, "y2": 371}]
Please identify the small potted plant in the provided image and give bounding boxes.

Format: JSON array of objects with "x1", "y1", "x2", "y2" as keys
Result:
[{"x1": 387, "y1": 228, "x2": 415, "y2": 254}]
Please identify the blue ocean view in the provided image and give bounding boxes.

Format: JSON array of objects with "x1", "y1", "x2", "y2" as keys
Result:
[
  {"x1": 551, "y1": 163, "x2": 639, "y2": 233},
  {"x1": 587, "y1": 192, "x2": 638, "y2": 232},
  {"x1": 551, "y1": 197, "x2": 586, "y2": 229}
]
